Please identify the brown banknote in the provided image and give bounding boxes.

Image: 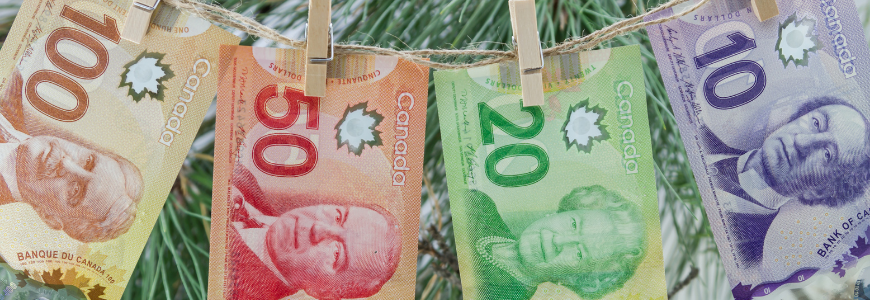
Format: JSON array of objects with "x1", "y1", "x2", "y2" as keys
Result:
[
  {"x1": 0, "y1": 0, "x2": 239, "y2": 298},
  {"x1": 209, "y1": 46, "x2": 429, "y2": 300}
]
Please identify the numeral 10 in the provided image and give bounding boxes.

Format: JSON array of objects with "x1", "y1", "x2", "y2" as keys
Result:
[
  {"x1": 695, "y1": 31, "x2": 766, "y2": 109},
  {"x1": 479, "y1": 102, "x2": 549, "y2": 187},
  {"x1": 252, "y1": 85, "x2": 321, "y2": 177},
  {"x1": 26, "y1": 6, "x2": 120, "y2": 121}
]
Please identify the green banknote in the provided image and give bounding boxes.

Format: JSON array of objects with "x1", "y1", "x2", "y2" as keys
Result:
[{"x1": 435, "y1": 45, "x2": 667, "y2": 300}]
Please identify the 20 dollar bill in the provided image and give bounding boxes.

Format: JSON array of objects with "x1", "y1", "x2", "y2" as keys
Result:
[{"x1": 435, "y1": 45, "x2": 668, "y2": 300}]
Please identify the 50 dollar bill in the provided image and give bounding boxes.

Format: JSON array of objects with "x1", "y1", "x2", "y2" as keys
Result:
[
  {"x1": 435, "y1": 45, "x2": 667, "y2": 300},
  {"x1": 209, "y1": 46, "x2": 429, "y2": 300},
  {"x1": 0, "y1": 0, "x2": 239, "y2": 298}
]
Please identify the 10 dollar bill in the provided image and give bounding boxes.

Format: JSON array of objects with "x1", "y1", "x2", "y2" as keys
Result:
[{"x1": 647, "y1": 0, "x2": 870, "y2": 298}]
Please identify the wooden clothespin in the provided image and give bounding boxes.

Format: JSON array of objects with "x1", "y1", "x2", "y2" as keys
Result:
[
  {"x1": 509, "y1": 0, "x2": 544, "y2": 107},
  {"x1": 121, "y1": 0, "x2": 160, "y2": 43},
  {"x1": 751, "y1": 0, "x2": 779, "y2": 22},
  {"x1": 304, "y1": 0, "x2": 333, "y2": 97}
]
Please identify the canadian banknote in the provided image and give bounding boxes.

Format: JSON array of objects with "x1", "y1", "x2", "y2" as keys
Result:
[
  {"x1": 434, "y1": 45, "x2": 667, "y2": 300},
  {"x1": 0, "y1": 0, "x2": 239, "y2": 298},
  {"x1": 209, "y1": 46, "x2": 429, "y2": 300},
  {"x1": 646, "y1": 0, "x2": 870, "y2": 298}
]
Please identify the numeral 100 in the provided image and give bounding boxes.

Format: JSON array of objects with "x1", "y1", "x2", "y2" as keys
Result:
[{"x1": 26, "y1": 6, "x2": 121, "y2": 121}]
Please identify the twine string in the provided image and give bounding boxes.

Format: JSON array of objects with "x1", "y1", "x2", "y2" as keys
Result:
[{"x1": 162, "y1": 0, "x2": 711, "y2": 69}]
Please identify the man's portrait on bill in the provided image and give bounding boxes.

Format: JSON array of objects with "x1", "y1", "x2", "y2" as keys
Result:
[
  {"x1": 0, "y1": 70, "x2": 144, "y2": 243},
  {"x1": 227, "y1": 165, "x2": 402, "y2": 300},
  {"x1": 699, "y1": 96, "x2": 870, "y2": 268},
  {"x1": 463, "y1": 185, "x2": 646, "y2": 300}
]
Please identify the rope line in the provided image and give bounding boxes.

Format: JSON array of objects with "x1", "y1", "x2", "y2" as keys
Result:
[{"x1": 162, "y1": 0, "x2": 711, "y2": 69}]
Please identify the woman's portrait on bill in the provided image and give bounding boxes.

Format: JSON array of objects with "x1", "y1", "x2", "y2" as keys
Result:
[
  {"x1": 464, "y1": 185, "x2": 646, "y2": 300},
  {"x1": 0, "y1": 69, "x2": 144, "y2": 243}
]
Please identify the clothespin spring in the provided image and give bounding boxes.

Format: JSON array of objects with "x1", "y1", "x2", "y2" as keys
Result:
[
  {"x1": 512, "y1": 34, "x2": 543, "y2": 75},
  {"x1": 121, "y1": 0, "x2": 161, "y2": 43},
  {"x1": 305, "y1": 23, "x2": 334, "y2": 63},
  {"x1": 134, "y1": 0, "x2": 161, "y2": 12}
]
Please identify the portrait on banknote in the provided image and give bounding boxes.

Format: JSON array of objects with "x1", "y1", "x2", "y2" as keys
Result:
[
  {"x1": 647, "y1": 0, "x2": 870, "y2": 297},
  {"x1": 435, "y1": 46, "x2": 668, "y2": 300},
  {"x1": 462, "y1": 186, "x2": 646, "y2": 300},
  {"x1": 0, "y1": 0, "x2": 239, "y2": 297},
  {"x1": 218, "y1": 103, "x2": 414, "y2": 300},
  {"x1": 226, "y1": 163, "x2": 401, "y2": 300},
  {"x1": 0, "y1": 68, "x2": 143, "y2": 244},
  {"x1": 699, "y1": 93, "x2": 870, "y2": 269},
  {"x1": 210, "y1": 46, "x2": 428, "y2": 299}
]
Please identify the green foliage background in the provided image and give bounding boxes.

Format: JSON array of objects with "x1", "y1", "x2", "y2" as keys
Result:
[{"x1": 0, "y1": 0, "x2": 868, "y2": 299}]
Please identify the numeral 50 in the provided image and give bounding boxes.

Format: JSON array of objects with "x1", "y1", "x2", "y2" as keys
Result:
[{"x1": 252, "y1": 85, "x2": 321, "y2": 177}]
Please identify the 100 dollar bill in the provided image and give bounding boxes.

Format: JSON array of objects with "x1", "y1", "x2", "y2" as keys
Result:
[
  {"x1": 434, "y1": 45, "x2": 667, "y2": 300},
  {"x1": 647, "y1": 0, "x2": 870, "y2": 298},
  {"x1": 0, "y1": 0, "x2": 239, "y2": 298}
]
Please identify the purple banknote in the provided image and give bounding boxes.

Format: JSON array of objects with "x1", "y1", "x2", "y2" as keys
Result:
[{"x1": 647, "y1": 0, "x2": 870, "y2": 298}]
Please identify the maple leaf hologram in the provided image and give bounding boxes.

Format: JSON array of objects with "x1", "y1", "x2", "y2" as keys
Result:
[
  {"x1": 843, "y1": 253, "x2": 858, "y2": 269},
  {"x1": 335, "y1": 102, "x2": 384, "y2": 156},
  {"x1": 562, "y1": 99, "x2": 609, "y2": 153},
  {"x1": 119, "y1": 51, "x2": 175, "y2": 102},
  {"x1": 775, "y1": 13, "x2": 821, "y2": 67},
  {"x1": 73, "y1": 246, "x2": 127, "y2": 287},
  {"x1": 26, "y1": 269, "x2": 42, "y2": 283}
]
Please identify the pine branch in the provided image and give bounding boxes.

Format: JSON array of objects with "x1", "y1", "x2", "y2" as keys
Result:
[
  {"x1": 419, "y1": 225, "x2": 462, "y2": 289},
  {"x1": 668, "y1": 266, "x2": 698, "y2": 298}
]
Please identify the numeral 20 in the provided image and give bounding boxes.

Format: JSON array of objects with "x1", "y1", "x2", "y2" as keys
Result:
[
  {"x1": 252, "y1": 85, "x2": 321, "y2": 177},
  {"x1": 479, "y1": 102, "x2": 549, "y2": 187}
]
